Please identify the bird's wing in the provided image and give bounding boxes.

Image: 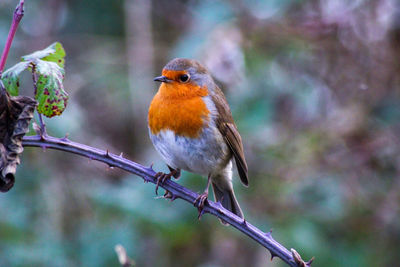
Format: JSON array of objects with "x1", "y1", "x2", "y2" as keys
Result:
[{"x1": 211, "y1": 86, "x2": 249, "y2": 186}]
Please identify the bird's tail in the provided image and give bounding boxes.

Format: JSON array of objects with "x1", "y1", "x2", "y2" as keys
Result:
[{"x1": 211, "y1": 169, "x2": 244, "y2": 225}]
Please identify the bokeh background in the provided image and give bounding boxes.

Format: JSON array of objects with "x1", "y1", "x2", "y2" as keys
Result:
[{"x1": 1, "y1": 0, "x2": 400, "y2": 266}]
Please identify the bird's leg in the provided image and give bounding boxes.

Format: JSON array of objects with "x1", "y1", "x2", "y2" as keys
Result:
[
  {"x1": 168, "y1": 165, "x2": 181, "y2": 179},
  {"x1": 194, "y1": 174, "x2": 212, "y2": 215},
  {"x1": 154, "y1": 166, "x2": 180, "y2": 195}
]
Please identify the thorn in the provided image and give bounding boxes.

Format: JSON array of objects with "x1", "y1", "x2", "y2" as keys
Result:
[
  {"x1": 105, "y1": 150, "x2": 114, "y2": 159},
  {"x1": 265, "y1": 229, "x2": 273, "y2": 238},
  {"x1": 119, "y1": 152, "x2": 124, "y2": 158},
  {"x1": 148, "y1": 163, "x2": 154, "y2": 171},
  {"x1": 270, "y1": 252, "x2": 277, "y2": 261},
  {"x1": 197, "y1": 207, "x2": 205, "y2": 220},
  {"x1": 61, "y1": 133, "x2": 70, "y2": 142},
  {"x1": 41, "y1": 145, "x2": 47, "y2": 152}
]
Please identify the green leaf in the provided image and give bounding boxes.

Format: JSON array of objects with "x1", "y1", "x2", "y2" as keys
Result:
[
  {"x1": 0, "y1": 62, "x2": 30, "y2": 96},
  {"x1": 22, "y1": 42, "x2": 66, "y2": 68},
  {"x1": 34, "y1": 59, "x2": 68, "y2": 117}
]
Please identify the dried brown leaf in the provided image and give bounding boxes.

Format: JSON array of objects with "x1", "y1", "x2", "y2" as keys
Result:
[{"x1": 0, "y1": 80, "x2": 37, "y2": 192}]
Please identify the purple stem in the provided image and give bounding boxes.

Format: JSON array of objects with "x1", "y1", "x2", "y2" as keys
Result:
[
  {"x1": 38, "y1": 113, "x2": 48, "y2": 137},
  {"x1": 22, "y1": 134, "x2": 311, "y2": 267},
  {"x1": 0, "y1": 0, "x2": 25, "y2": 74}
]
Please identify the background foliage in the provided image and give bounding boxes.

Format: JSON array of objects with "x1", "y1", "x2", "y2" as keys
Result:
[{"x1": 1, "y1": 0, "x2": 400, "y2": 266}]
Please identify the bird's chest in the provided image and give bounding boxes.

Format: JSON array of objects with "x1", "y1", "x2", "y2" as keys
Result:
[
  {"x1": 148, "y1": 94, "x2": 230, "y2": 174},
  {"x1": 149, "y1": 125, "x2": 229, "y2": 175},
  {"x1": 148, "y1": 95, "x2": 210, "y2": 138}
]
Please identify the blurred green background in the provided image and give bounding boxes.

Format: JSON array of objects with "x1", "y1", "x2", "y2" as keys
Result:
[{"x1": 1, "y1": 0, "x2": 400, "y2": 266}]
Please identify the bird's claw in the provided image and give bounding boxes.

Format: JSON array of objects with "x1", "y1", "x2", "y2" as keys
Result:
[
  {"x1": 194, "y1": 192, "x2": 209, "y2": 219},
  {"x1": 154, "y1": 172, "x2": 173, "y2": 195},
  {"x1": 163, "y1": 190, "x2": 175, "y2": 201}
]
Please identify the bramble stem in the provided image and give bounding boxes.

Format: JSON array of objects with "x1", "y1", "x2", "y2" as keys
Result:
[
  {"x1": 0, "y1": 0, "x2": 25, "y2": 74},
  {"x1": 22, "y1": 134, "x2": 312, "y2": 267},
  {"x1": 37, "y1": 113, "x2": 47, "y2": 137}
]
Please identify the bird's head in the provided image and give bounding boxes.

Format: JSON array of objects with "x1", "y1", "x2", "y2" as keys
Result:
[{"x1": 154, "y1": 58, "x2": 214, "y2": 97}]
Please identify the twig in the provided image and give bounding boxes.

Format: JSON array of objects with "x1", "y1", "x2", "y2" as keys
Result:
[
  {"x1": 292, "y1": 249, "x2": 314, "y2": 267},
  {"x1": 115, "y1": 244, "x2": 135, "y2": 267},
  {"x1": 37, "y1": 113, "x2": 47, "y2": 137},
  {"x1": 31, "y1": 65, "x2": 48, "y2": 137},
  {"x1": 22, "y1": 134, "x2": 312, "y2": 267},
  {"x1": 0, "y1": 0, "x2": 25, "y2": 74}
]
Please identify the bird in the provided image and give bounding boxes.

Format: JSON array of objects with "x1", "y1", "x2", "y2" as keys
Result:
[{"x1": 148, "y1": 58, "x2": 248, "y2": 223}]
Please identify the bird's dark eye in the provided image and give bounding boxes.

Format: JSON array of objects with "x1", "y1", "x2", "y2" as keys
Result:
[{"x1": 179, "y1": 74, "x2": 190, "y2": 83}]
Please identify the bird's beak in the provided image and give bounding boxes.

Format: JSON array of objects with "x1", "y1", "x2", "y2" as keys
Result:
[{"x1": 154, "y1": 76, "x2": 171, "y2": 83}]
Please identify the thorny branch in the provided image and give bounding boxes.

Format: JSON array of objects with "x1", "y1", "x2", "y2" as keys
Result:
[{"x1": 22, "y1": 134, "x2": 313, "y2": 267}]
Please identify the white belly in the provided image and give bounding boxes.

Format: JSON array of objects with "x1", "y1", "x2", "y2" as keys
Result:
[{"x1": 149, "y1": 125, "x2": 230, "y2": 175}]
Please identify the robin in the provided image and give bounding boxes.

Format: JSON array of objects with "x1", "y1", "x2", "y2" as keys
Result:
[{"x1": 148, "y1": 58, "x2": 248, "y2": 222}]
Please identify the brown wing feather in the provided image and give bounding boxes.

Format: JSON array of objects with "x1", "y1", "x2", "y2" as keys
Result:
[{"x1": 211, "y1": 86, "x2": 249, "y2": 186}]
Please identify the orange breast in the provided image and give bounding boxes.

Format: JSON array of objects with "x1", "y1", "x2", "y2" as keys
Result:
[{"x1": 148, "y1": 82, "x2": 210, "y2": 138}]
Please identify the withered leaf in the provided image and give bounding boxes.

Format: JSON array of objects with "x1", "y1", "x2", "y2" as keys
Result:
[{"x1": 0, "y1": 80, "x2": 37, "y2": 192}]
